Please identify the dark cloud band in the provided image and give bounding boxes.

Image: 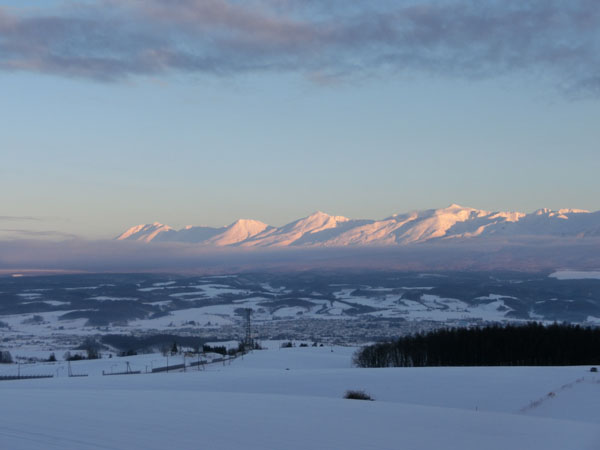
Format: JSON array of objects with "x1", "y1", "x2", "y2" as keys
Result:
[
  {"x1": 0, "y1": 0, "x2": 598, "y2": 95},
  {"x1": 0, "y1": 229, "x2": 77, "y2": 239},
  {"x1": 0, "y1": 236, "x2": 599, "y2": 273},
  {"x1": 0, "y1": 216, "x2": 41, "y2": 221}
]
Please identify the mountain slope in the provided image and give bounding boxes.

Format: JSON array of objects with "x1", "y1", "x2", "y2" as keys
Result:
[
  {"x1": 116, "y1": 223, "x2": 174, "y2": 243},
  {"x1": 206, "y1": 219, "x2": 271, "y2": 246},
  {"x1": 240, "y1": 211, "x2": 352, "y2": 247},
  {"x1": 116, "y1": 205, "x2": 599, "y2": 247}
]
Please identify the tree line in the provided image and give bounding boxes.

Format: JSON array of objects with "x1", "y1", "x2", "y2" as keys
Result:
[{"x1": 353, "y1": 322, "x2": 600, "y2": 368}]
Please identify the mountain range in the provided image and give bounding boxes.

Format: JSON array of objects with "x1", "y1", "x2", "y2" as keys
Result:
[{"x1": 117, "y1": 204, "x2": 600, "y2": 247}]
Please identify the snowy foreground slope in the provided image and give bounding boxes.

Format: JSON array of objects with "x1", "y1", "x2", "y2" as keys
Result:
[{"x1": 1, "y1": 345, "x2": 599, "y2": 450}]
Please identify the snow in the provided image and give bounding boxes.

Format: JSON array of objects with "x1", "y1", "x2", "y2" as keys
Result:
[
  {"x1": 116, "y1": 222, "x2": 173, "y2": 242},
  {"x1": 88, "y1": 296, "x2": 138, "y2": 302},
  {"x1": 332, "y1": 290, "x2": 513, "y2": 322},
  {"x1": 192, "y1": 284, "x2": 247, "y2": 297},
  {"x1": 0, "y1": 277, "x2": 572, "y2": 347},
  {"x1": 206, "y1": 219, "x2": 270, "y2": 246},
  {"x1": 65, "y1": 284, "x2": 115, "y2": 291},
  {"x1": 1, "y1": 391, "x2": 597, "y2": 450},
  {"x1": 401, "y1": 286, "x2": 434, "y2": 290},
  {"x1": 131, "y1": 307, "x2": 234, "y2": 328},
  {"x1": 167, "y1": 284, "x2": 247, "y2": 300},
  {"x1": 115, "y1": 205, "x2": 600, "y2": 247},
  {"x1": 152, "y1": 281, "x2": 176, "y2": 287},
  {"x1": 271, "y1": 306, "x2": 306, "y2": 318},
  {"x1": 260, "y1": 282, "x2": 290, "y2": 293},
  {"x1": 17, "y1": 292, "x2": 43, "y2": 299},
  {"x1": 0, "y1": 310, "x2": 89, "y2": 332},
  {"x1": 475, "y1": 294, "x2": 517, "y2": 300},
  {"x1": 241, "y1": 211, "x2": 351, "y2": 247},
  {"x1": 42, "y1": 300, "x2": 70, "y2": 306},
  {"x1": 0, "y1": 345, "x2": 598, "y2": 450},
  {"x1": 550, "y1": 270, "x2": 600, "y2": 280}
]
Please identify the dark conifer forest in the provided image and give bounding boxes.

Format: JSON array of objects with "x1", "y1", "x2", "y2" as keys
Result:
[{"x1": 353, "y1": 323, "x2": 600, "y2": 368}]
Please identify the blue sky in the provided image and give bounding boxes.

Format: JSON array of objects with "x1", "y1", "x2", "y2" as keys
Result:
[{"x1": 1, "y1": 0, "x2": 599, "y2": 239}]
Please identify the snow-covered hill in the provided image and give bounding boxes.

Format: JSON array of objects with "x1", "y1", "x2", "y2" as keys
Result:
[
  {"x1": 0, "y1": 345, "x2": 598, "y2": 450},
  {"x1": 117, "y1": 204, "x2": 600, "y2": 247}
]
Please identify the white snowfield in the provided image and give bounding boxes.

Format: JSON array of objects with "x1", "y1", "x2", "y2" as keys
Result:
[
  {"x1": 550, "y1": 270, "x2": 600, "y2": 280},
  {"x1": 0, "y1": 280, "x2": 531, "y2": 343},
  {"x1": 0, "y1": 345, "x2": 599, "y2": 450}
]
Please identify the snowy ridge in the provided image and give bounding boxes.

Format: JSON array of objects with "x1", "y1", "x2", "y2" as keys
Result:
[
  {"x1": 205, "y1": 219, "x2": 271, "y2": 246},
  {"x1": 117, "y1": 205, "x2": 600, "y2": 246},
  {"x1": 116, "y1": 222, "x2": 174, "y2": 243}
]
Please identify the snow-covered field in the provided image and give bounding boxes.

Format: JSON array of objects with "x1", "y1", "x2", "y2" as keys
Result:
[
  {"x1": 3, "y1": 271, "x2": 600, "y2": 350},
  {"x1": 550, "y1": 270, "x2": 600, "y2": 280},
  {"x1": 0, "y1": 344, "x2": 598, "y2": 449}
]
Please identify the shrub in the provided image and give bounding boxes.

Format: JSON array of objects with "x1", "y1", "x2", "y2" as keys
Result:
[
  {"x1": 86, "y1": 348, "x2": 100, "y2": 360},
  {"x1": 0, "y1": 350, "x2": 13, "y2": 364},
  {"x1": 22, "y1": 315, "x2": 44, "y2": 325},
  {"x1": 79, "y1": 338, "x2": 102, "y2": 360},
  {"x1": 344, "y1": 390, "x2": 373, "y2": 401},
  {"x1": 203, "y1": 344, "x2": 227, "y2": 356}
]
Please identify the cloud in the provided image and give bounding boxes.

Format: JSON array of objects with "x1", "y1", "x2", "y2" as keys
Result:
[
  {"x1": 0, "y1": 229, "x2": 78, "y2": 239},
  {"x1": 0, "y1": 216, "x2": 41, "y2": 221},
  {"x1": 0, "y1": 0, "x2": 599, "y2": 95},
  {"x1": 0, "y1": 236, "x2": 599, "y2": 274}
]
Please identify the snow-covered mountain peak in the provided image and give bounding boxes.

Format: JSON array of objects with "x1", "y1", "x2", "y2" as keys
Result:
[
  {"x1": 233, "y1": 212, "x2": 352, "y2": 247},
  {"x1": 387, "y1": 205, "x2": 486, "y2": 244},
  {"x1": 436, "y1": 204, "x2": 490, "y2": 217},
  {"x1": 117, "y1": 223, "x2": 173, "y2": 242},
  {"x1": 489, "y1": 211, "x2": 525, "y2": 222},
  {"x1": 228, "y1": 218, "x2": 265, "y2": 228},
  {"x1": 116, "y1": 205, "x2": 600, "y2": 247},
  {"x1": 307, "y1": 210, "x2": 349, "y2": 221},
  {"x1": 309, "y1": 210, "x2": 349, "y2": 221},
  {"x1": 227, "y1": 219, "x2": 270, "y2": 236},
  {"x1": 293, "y1": 211, "x2": 350, "y2": 233},
  {"x1": 206, "y1": 219, "x2": 270, "y2": 246},
  {"x1": 445, "y1": 203, "x2": 469, "y2": 210},
  {"x1": 533, "y1": 208, "x2": 591, "y2": 220},
  {"x1": 557, "y1": 208, "x2": 590, "y2": 215}
]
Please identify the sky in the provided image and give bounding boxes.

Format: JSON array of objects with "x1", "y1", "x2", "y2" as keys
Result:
[{"x1": 1, "y1": 0, "x2": 600, "y2": 240}]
